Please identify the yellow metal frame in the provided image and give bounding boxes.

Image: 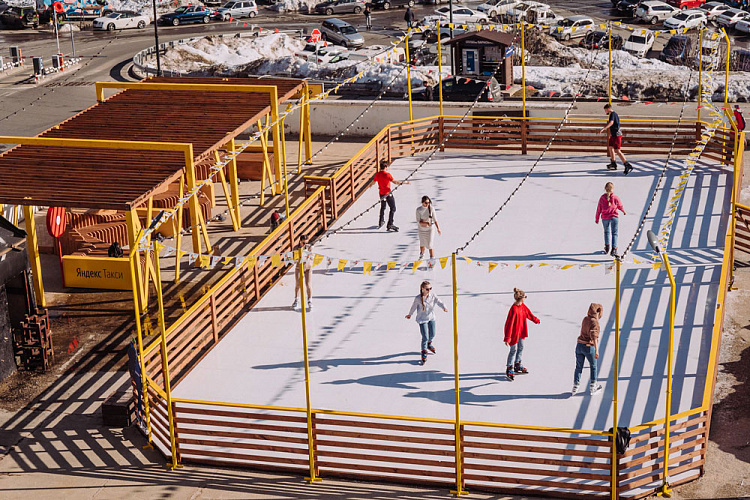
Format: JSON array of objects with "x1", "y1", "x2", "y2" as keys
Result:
[
  {"x1": 611, "y1": 258, "x2": 621, "y2": 499},
  {"x1": 437, "y1": 21, "x2": 444, "y2": 117},
  {"x1": 298, "y1": 260, "x2": 321, "y2": 483},
  {"x1": 450, "y1": 253, "x2": 468, "y2": 496}
]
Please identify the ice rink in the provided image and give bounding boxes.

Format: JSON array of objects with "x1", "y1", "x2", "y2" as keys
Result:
[{"x1": 174, "y1": 152, "x2": 731, "y2": 431}]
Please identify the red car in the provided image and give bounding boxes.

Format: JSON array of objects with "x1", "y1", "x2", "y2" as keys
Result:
[{"x1": 667, "y1": 0, "x2": 705, "y2": 9}]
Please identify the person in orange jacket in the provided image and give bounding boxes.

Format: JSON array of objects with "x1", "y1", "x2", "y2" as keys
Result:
[{"x1": 504, "y1": 288, "x2": 540, "y2": 381}]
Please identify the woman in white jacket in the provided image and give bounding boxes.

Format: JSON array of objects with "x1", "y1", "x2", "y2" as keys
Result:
[
  {"x1": 416, "y1": 196, "x2": 441, "y2": 260},
  {"x1": 406, "y1": 280, "x2": 448, "y2": 365}
]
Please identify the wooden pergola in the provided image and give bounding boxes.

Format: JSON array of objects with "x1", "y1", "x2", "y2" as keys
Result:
[{"x1": 0, "y1": 76, "x2": 310, "y2": 308}]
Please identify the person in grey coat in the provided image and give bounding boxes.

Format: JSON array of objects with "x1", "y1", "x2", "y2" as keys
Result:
[{"x1": 406, "y1": 280, "x2": 448, "y2": 365}]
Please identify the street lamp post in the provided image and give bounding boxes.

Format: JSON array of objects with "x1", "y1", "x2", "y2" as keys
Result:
[
  {"x1": 647, "y1": 230, "x2": 676, "y2": 499},
  {"x1": 152, "y1": 0, "x2": 162, "y2": 76}
]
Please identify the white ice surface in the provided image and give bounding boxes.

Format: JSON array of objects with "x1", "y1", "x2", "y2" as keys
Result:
[{"x1": 174, "y1": 153, "x2": 730, "y2": 431}]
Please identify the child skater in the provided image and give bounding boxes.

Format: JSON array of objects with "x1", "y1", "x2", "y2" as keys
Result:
[
  {"x1": 595, "y1": 182, "x2": 626, "y2": 257},
  {"x1": 406, "y1": 280, "x2": 448, "y2": 366},
  {"x1": 416, "y1": 195, "x2": 442, "y2": 260},
  {"x1": 572, "y1": 303, "x2": 604, "y2": 396},
  {"x1": 504, "y1": 288, "x2": 540, "y2": 381}
]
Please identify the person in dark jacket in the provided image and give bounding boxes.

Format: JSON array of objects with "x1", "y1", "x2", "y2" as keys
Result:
[
  {"x1": 572, "y1": 303, "x2": 603, "y2": 396},
  {"x1": 404, "y1": 7, "x2": 415, "y2": 28},
  {"x1": 364, "y1": 3, "x2": 372, "y2": 30}
]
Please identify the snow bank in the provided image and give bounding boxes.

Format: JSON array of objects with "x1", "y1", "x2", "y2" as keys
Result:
[
  {"x1": 270, "y1": 0, "x2": 318, "y2": 13},
  {"x1": 57, "y1": 23, "x2": 80, "y2": 32}
]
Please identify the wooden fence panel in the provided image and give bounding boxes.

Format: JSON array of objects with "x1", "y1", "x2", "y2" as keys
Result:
[{"x1": 735, "y1": 204, "x2": 750, "y2": 257}]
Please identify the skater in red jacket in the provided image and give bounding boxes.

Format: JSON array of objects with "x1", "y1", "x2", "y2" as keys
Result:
[{"x1": 504, "y1": 288, "x2": 540, "y2": 381}]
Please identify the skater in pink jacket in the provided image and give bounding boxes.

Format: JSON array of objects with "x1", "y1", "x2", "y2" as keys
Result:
[{"x1": 595, "y1": 182, "x2": 626, "y2": 258}]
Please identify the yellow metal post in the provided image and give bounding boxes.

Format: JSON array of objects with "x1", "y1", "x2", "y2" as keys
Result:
[
  {"x1": 698, "y1": 28, "x2": 703, "y2": 125},
  {"x1": 129, "y1": 239, "x2": 153, "y2": 448},
  {"x1": 304, "y1": 87, "x2": 313, "y2": 163},
  {"x1": 174, "y1": 176, "x2": 184, "y2": 284},
  {"x1": 450, "y1": 253, "x2": 467, "y2": 496},
  {"x1": 154, "y1": 242, "x2": 181, "y2": 470},
  {"x1": 23, "y1": 206, "x2": 45, "y2": 308},
  {"x1": 298, "y1": 96, "x2": 305, "y2": 173},
  {"x1": 722, "y1": 28, "x2": 730, "y2": 112},
  {"x1": 126, "y1": 209, "x2": 145, "y2": 312},
  {"x1": 281, "y1": 117, "x2": 290, "y2": 219},
  {"x1": 227, "y1": 138, "x2": 242, "y2": 229},
  {"x1": 438, "y1": 21, "x2": 444, "y2": 116},
  {"x1": 183, "y1": 146, "x2": 210, "y2": 254},
  {"x1": 270, "y1": 87, "x2": 283, "y2": 193},
  {"x1": 658, "y1": 252, "x2": 676, "y2": 498},
  {"x1": 298, "y1": 260, "x2": 321, "y2": 483},
  {"x1": 521, "y1": 22, "x2": 526, "y2": 119},
  {"x1": 611, "y1": 258, "x2": 621, "y2": 499},
  {"x1": 406, "y1": 32, "x2": 413, "y2": 123},
  {"x1": 608, "y1": 23, "x2": 612, "y2": 105}
]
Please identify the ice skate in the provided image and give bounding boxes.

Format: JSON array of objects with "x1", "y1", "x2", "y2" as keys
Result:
[
  {"x1": 610, "y1": 247, "x2": 618, "y2": 258},
  {"x1": 427, "y1": 343, "x2": 436, "y2": 354},
  {"x1": 307, "y1": 300, "x2": 312, "y2": 311},
  {"x1": 419, "y1": 252, "x2": 424, "y2": 260},
  {"x1": 571, "y1": 385, "x2": 580, "y2": 395},
  {"x1": 602, "y1": 244, "x2": 610, "y2": 255},
  {"x1": 514, "y1": 362, "x2": 528, "y2": 374},
  {"x1": 589, "y1": 383, "x2": 603, "y2": 395},
  {"x1": 607, "y1": 161, "x2": 617, "y2": 170},
  {"x1": 378, "y1": 220, "x2": 384, "y2": 229},
  {"x1": 387, "y1": 225, "x2": 399, "y2": 232},
  {"x1": 292, "y1": 298, "x2": 299, "y2": 310},
  {"x1": 506, "y1": 366, "x2": 515, "y2": 381},
  {"x1": 420, "y1": 350, "x2": 427, "y2": 365},
  {"x1": 623, "y1": 162, "x2": 633, "y2": 175}
]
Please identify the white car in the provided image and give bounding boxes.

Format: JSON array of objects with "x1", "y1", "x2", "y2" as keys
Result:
[
  {"x1": 623, "y1": 30, "x2": 655, "y2": 57},
  {"x1": 213, "y1": 0, "x2": 258, "y2": 21},
  {"x1": 93, "y1": 11, "x2": 149, "y2": 31},
  {"x1": 735, "y1": 18, "x2": 750, "y2": 34},
  {"x1": 697, "y1": 1, "x2": 730, "y2": 20},
  {"x1": 663, "y1": 9, "x2": 706, "y2": 30},
  {"x1": 507, "y1": 1, "x2": 547, "y2": 22},
  {"x1": 432, "y1": 6, "x2": 489, "y2": 24},
  {"x1": 296, "y1": 43, "x2": 349, "y2": 63},
  {"x1": 476, "y1": 0, "x2": 520, "y2": 19},
  {"x1": 635, "y1": 0, "x2": 677, "y2": 25},
  {"x1": 717, "y1": 8, "x2": 750, "y2": 28},
  {"x1": 551, "y1": 15, "x2": 595, "y2": 41}
]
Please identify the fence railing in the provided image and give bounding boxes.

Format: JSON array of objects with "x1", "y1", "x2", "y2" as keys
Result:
[{"x1": 136, "y1": 114, "x2": 740, "y2": 498}]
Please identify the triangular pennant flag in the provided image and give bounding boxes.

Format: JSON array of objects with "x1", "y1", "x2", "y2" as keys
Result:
[
  {"x1": 363, "y1": 262, "x2": 372, "y2": 275},
  {"x1": 211, "y1": 256, "x2": 221, "y2": 268},
  {"x1": 515, "y1": 264, "x2": 524, "y2": 269},
  {"x1": 387, "y1": 261, "x2": 397, "y2": 271},
  {"x1": 164, "y1": 246, "x2": 175, "y2": 257},
  {"x1": 313, "y1": 254, "x2": 324, "y2": 267},
  {"x1": 154, "y1": 241, "x2": 165, "y2": 254},
  {"x1": 188, "y1": 253, "x2": 198, "y2": 265},
  {"x1": 463, "y1": 257, "x2": 472, "y2": 265},
  {"x1": 652, "y1": 261, "x2": 662, "y2": 270},
  {"x1": 337, "y1": 259, "x2": 348, "y2": 271},
  {"x1": 223, "y1": 256, "x2": 233, "y2": 265},
  {"x1": 199, "y1": 255, "x2": 210, "y2": 268},
  {"x1": 439, "y1": 257, "x2": 448, "y2": 269},
  {"x1": 412, "y1": 260, "x2": 422, "y2": 273},
  {"x1": 488, "y1": 262, "x2": 498, "y2": 273},
  {"x1": 271, "y1": 254, "x2": 281, "y2": 267}
]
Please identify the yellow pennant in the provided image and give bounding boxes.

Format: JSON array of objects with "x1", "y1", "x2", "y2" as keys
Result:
[
  {"x1": 271, "y1": 254, "x2": 281, "y2": 267},
  {"x1": 488, "y1": 262, "x2": 498, "y2": 273},
  {"x1": 590, "y1": 263, "x2": 602, "y2": 267},
  {"x1": 178, "y1": 250, "x2": 187, "y2": 258},
  {"x1": 652, "y1": 261, "x2": 662, "y2": 270},
  {"x1": 247, "y1": 256, "x2": 257, "y2": 268},
  {"x1": 439, "y1": 257, "x2": 449, "y2": 269},
  {"x1": 223, "y1": 256, "x2": 233, "y2": 265},
  {"x1": 363, "y1": 262, "x2": 372, "y2": 275},
  {"x1": 199, "y1": 255, "x2": 211, "y2": 268},
  {"x1": 561, "y1": 264, "x2": 574, "y2": 270},
  {"x1": 154, "y1": 241, "x2": 164, "y2": 253},
  {"x1": 293, "y1": 249, "x2": 301, "y2": 261},
  {"x1": 539, "y1": 262, "x2": 548, "y2": 267},
  {"x1": 387, "y1": 261, "x2": 397, "y2": 271},
  {"x1": 313, "y1": 254, "x2": 324, "y2": 267},
  {"x1": 463, "y1": 256, "x2": 472, "y2": 265},
  {"x1": 337, "y1": 259, "x2": 348, "y2": 271},
  {"x1": 412, "y1": 261, "x2": 422, "y2": 273},
  {"x1": 515, "y1": 263, "x2": 524, "y2": 269}
]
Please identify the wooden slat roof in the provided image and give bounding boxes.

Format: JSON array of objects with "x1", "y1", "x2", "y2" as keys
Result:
[{"x1": 0, "y1": 76, "x2": 305, "y2": 210}]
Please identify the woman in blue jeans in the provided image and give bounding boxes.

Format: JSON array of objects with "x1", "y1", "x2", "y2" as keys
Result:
[
  {"x1": 573, "y1": 303, "x2": 604, "y2": 396},
  {"x1": 406, "y1": 280, "x2": 448, "y2": 366}
]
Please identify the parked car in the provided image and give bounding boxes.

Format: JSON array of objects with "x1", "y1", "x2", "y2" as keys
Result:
[
  {"x1": 476, "y1": 0, "x2": 520, "y2": 19},
  {"x1": 660, "y1": 34, "x2": 692, "y2": 64},
  {"x1": 730, "y1": 48, "x2": 750, "y2": 71},
  {"x1": 296, "y1": 43, "x2": 349, "y2": 63},
  {"x1": 0, "y1": 6, "x2": 45, "y2": 27},
  {"x1": 697, "y1": 1, "x2": 730, "y2": 20},
  {"x1": 716, "y1": 8, "x2": 750, "y2": 28},
  {"x1": 666, "y1": 0, "x2": 705, "y2": 9},
  {"x1": 635, "y1": 0, "x2": 677, "y2": 24},
  {"x1": 663, "y1": 9, "x2": 706, "y2": 29},
  {"x1": 508, "y1": 1, "x2": 547, "y2": 22},
  {"x1": 580, "y1": 31, "x2": 624, "y2": 50},
  {"x1": 158, "y1": 5, "x2": 213, "y2": 25},
  {"x1": 412, "y1": 76, "x2": 503, "y2": 102},
  {"x1": 93, "y1": 11, "x2": 150, "y2": 30},
  {"x1": 314, "y1": 0, "x2": 364, "y2": 14},
  {"x1": 735, "y1": 17, "x2": 750, "y2": 33},
  {"x1": 371, "y1": 0, "x2": 414, "y2": 9},
  {"x1": 551, "y1": 15, "x2": 595, "y2": 40},
  {"x1": 615, "y1": 0, "x2": 642, "y2": 17},
  {"x1": 623, "y1": 30, "x2": 655, "y2": 56},
  {"x1": 526, "y1": 5, "x2": 561, "y2": 25},
  {"x1": 432, "y1": 6, "x2": 489, "y2": 23},
  {"x1": 213, "y1": 0, "x2": 257, "y2": 20},
  {"x1": 320, "y1": 18, "x2": 364, "y2": 47},
  {"x1": 414, "y1": 23, "x2": 465, "y2": 43}
]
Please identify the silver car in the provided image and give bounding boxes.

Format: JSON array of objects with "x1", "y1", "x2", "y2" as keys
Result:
[
  {"x1": 635, "y1": 0, "x2": 677, "y2": 25},
  {"x1": 314, "y1": 0, "x2": 365, "y2": 15},
  {"x1": 320, "y1": 18, "x2": 365, "y2": 48},
  {"x1": 213, "y1": 0, "x2": 258, "y2": 20}
]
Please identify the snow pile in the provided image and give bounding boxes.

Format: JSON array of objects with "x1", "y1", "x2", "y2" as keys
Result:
[
  {"x1": 57, "y1": 23, "x2": 80, "y2": 32},
  {"x1": 160, "y1": 33, "x2": 306, "y2": 72},
  {"x1": 269, "y1": 0, "x2": 318, "y2": 13}
]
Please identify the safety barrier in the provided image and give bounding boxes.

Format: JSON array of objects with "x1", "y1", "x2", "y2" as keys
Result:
[
  {"x1": 736, "y1": 204, "x2": 750, "y2": 259},
  {"x1": 137, "y1": 114, "x2": 740, "y2": 498}
]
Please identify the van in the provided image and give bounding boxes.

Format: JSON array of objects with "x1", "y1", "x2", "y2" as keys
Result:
[{"x1": 320, "y1": 18, "x2": 365, "y2": 48}]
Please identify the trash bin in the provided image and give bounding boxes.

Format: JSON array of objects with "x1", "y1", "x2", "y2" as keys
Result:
[
  {"x1": 10, "y1": 46, "x2": 22, "y2": 66},
  {"x1": 32, "y1": 56, "x2": 43, "y2": 76}
]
